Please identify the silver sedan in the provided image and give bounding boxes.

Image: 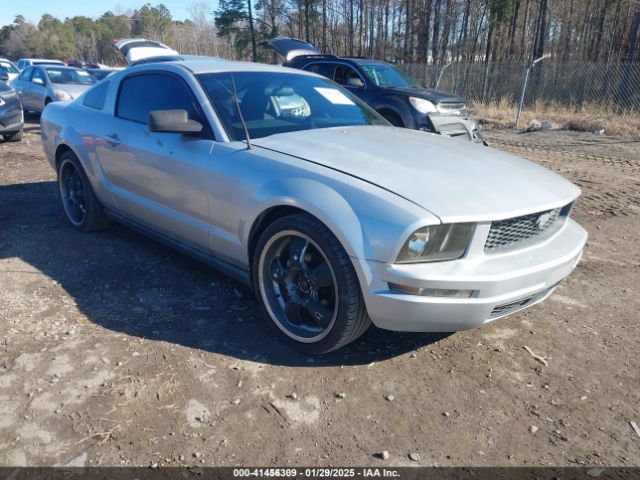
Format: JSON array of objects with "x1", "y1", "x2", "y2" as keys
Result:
[
  {"x1": 40, "y1": 58, "x2": 587, "y2": 353},
  {"x1": 12, "y1": 65, "x2": 96, "y2": 114}
]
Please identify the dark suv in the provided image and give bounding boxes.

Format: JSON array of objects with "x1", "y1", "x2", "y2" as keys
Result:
[{"x1": 263, "y1": 38, "x2": 484, "y2": 143}]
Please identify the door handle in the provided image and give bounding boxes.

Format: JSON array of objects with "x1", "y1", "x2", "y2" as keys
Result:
[{"x1": 105, "y1": 134, "x2": 121, "y2": 146}]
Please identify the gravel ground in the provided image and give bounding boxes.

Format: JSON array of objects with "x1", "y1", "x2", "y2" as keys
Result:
[{"x1": 0, "y1": 118, "x2": 639, "y2": 468}]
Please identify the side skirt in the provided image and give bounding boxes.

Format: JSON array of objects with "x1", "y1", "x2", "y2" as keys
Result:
[{"x1": 104, "y1": 208, "x2": 251, "y2": 287}]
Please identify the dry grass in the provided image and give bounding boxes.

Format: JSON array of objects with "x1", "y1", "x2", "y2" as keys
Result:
[{"x1": 471, "y1": 99, "x2": 640, "y2": 139}]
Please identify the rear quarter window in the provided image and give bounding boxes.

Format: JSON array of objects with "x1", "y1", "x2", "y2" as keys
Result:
[{"x1": 82, "y1": 81, "x2": 110, "y2": 110}]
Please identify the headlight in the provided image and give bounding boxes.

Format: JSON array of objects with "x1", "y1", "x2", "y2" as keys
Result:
[
  {"x1": 0, "y1": 90, "x2": 16, "y2": 100},
  {"x1": 396, "y1": 223, "x2": 475, "y2": 263},
  {"x1": 53, "y1": 89, "x2": 72, "y2": 101},
  {"x1": 409, "y1": 96, "x2": 437, "y2": 114}
]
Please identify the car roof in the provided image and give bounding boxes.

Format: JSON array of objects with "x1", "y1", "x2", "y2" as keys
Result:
[
  {"x1": 293, "y1": 55, "x2": 385, "y2": 65},
  {"x1": 36, "y1": 65, "x2": 83, "y2": 71},
  {"x1": 20, "y1": 58, "x2": 65, "y2": 63},
  {"x1": 128, "y1": 56, "x2": 316, "y2": 77}
]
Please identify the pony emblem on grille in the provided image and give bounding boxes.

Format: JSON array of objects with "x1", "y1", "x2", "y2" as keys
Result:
[{"x1": 536, "y1": 212, "x2": 553, "y2": 229}]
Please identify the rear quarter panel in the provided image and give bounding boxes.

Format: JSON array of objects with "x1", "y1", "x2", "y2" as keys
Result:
[{"x1": 40, "y1": 99, "x2": 117, "y2": 209}]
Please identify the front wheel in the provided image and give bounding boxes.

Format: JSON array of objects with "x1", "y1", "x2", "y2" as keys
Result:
[
  {"x1": 252, "y1": 213, "x2": 371, "y2": 354},
  {"x1": 380, "y1": 110, "x2": 404, "y2": 127}
]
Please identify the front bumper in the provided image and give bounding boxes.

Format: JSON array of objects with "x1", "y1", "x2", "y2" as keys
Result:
[
  {"x1": 360, "y1": 218, "x2": 587, "y2": 332},
  {"x1": 415, "y1": 113, "x2": 485, "y2": 144},
  {"x1": 0, "y1": 106, "x2": 23, "y2": 133}
]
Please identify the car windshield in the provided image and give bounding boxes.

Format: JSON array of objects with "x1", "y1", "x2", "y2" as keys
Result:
[
  {"x1": 0, "y1": 61, "x2": 19, "y2": 74},
  {"x1": 45, "y1": 68, "x2": 96, "y2": 85},
  {"x1": 359, "y1": 63, "x2": 420, "y2": 88},
  {"x1": 197, "y1": 71, "x2": 387, "y2": 140}
]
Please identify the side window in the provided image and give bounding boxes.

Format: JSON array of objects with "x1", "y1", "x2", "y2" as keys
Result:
[
  {"x1": 83, "y1": 81, "x2": 110, "y2": 110},
  {"x1": 116, "y1": 73, "x2": 201, "y2": 124},
  {"x1": 32, "y1": 68, "x2": 46, "y2": 84},
  {"x1": 17, "y1": 60, "x2": 25, "y2": 70},
  {"x1": 304, "y1": 63, "x2": 335, "y2": 79},
  {"x1": 20, "y1": 67, "x2": 33, "y2": 81},
  {"x1": 334, "y1": 65, "x2": 363, "y2": 87}
]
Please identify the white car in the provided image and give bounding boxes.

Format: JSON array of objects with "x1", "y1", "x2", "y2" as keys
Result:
[
  {"x1": 16, "y1": 58, "x2": 66, "y2": 70},
  {"x1": 0, "y1": 58, "x2": 20, "y2": 84},
  {"x1": 39, "y1": 54, "x2": 587, "y2": 353}
]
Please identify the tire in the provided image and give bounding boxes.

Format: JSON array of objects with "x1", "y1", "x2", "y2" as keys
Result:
[
  {"x1": 252, "y1": 213, "x2": 371, "y2": 354},
  {"x1": 3, "y1": 130, "x2": 22, "y2": 142},
  {"x1": 57, "y1": 151, "x2": 110, "y2": 232},
  {"x1": 380, "y1": 110, "x2": 404, "y2": 127}
]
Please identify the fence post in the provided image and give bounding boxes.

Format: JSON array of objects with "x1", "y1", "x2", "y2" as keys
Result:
[
  {"x1": 515, "y1": 55, "x2": 548, "y2": 128},
  {"x1": 435, "y1": 63, "x2": 451, "y2": 89}
]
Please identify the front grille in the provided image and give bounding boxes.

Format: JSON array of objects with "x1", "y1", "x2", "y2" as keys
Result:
[
  {"x1": 438, "y1": 102, "x2": 466, "y2": 113},
  {"x1": 485, "y1": 204, "x2": 572, "y2": 253},
  {"x1": 489, "y1": 285, "x2": 556, "y2": 319}
]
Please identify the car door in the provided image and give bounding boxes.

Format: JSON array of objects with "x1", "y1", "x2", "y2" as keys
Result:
[
  {"x1": 29, "y1": 67, "x2": 49, "y2": 112},
  {"x1": 333, "y1": 64, "x2": 369, "y2": 102},
  {"x1": 95, "y1": 71, "x2": 214, "y2": 251},
  {"x1": 13, "y1": 67, "x2": 33, "y2": 109}
]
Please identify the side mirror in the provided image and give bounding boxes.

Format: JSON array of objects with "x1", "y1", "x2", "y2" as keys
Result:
[
  {"x1": 33, "y1": 77, "x2": 45, "y2": 86},
  {"x1": 147, "y1": 109, "x2": 203, "y2": 134},
  {"x1": 346, "y1": 77, "x2": 365, "y2": 89}
]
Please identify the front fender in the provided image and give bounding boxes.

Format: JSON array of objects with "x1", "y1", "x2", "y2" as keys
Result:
[
  {"x1": 244, "y1": 177, "x2": 367, "y2": 260},
  {"x1": 371, "y1": 97, "x2": 415, "y2": 128}
]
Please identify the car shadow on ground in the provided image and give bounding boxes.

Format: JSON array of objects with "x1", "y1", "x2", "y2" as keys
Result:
[
  {"x1": 23, "y1": 113, "x2": 41, "y2": 134},
  {"x1": 0, "y1": 181, "x2": 450, "y2": 367}
]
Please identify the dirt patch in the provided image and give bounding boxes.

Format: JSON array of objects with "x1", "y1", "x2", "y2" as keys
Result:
[{"x1": 0, "y1": 118, "x2": 639, "y2": 467}]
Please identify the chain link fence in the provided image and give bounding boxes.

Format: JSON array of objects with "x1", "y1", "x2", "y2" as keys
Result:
[{"x1": 398, "y1": 61, "x2": 640, "y2": 125}]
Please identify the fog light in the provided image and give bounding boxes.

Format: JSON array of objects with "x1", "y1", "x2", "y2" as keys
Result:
[{"x1": 389, "y1": 283, "x2": 477, "y2": 298}]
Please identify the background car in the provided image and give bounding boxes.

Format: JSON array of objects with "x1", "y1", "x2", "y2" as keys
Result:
[
  {"x1": 67, "y1": 59, "x2": 100, "y2": 69},
  {"x1": 16, "y1": 58, "x2": 66, "y2": 70},
  {"x1": 40, "y1": 55, "x2": 586, "y2": 353},
  {"x1": 263, "y1": 37, "x2": 484, "y2": 143},
  {"x1": 85, "y1": 68, "x2": 118, "y2": 81},
  {"x1": 0, "y1": 81, "x2": 23, "y2": 142},
  {"x1": 0, "y1": 58, "x2": 20, "y2": 84},
  {"x1": 11, "y1": 65, "x2": 96, "y2": 114}
]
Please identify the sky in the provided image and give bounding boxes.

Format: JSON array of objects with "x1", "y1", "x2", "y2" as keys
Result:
[{"x1": 0, "y1": 0, "x2": 216, "y2": 27}]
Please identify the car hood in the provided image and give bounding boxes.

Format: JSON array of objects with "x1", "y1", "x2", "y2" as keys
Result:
[
  {"x1": 252, "y1": 126, "x2": 580, "y2": 223},
  {"x1": 385, "y1": 86, "x2": 466, "y2": 104}
]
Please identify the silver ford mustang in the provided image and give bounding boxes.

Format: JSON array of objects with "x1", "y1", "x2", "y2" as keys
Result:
[{"x1": 40, "y1": 56, "x2": 587, "y2": 353}]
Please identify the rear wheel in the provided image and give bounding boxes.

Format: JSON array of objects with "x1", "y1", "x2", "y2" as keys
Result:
[
  {"x1": 57, "y1": 151, "x2": 110, "y2": 232},
  {"x1": 3, "y1": 129, "x2": 22, "y2": 142},
  {"x1": 252, "y1": 213, "x2": 371, "y2": 354}
]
